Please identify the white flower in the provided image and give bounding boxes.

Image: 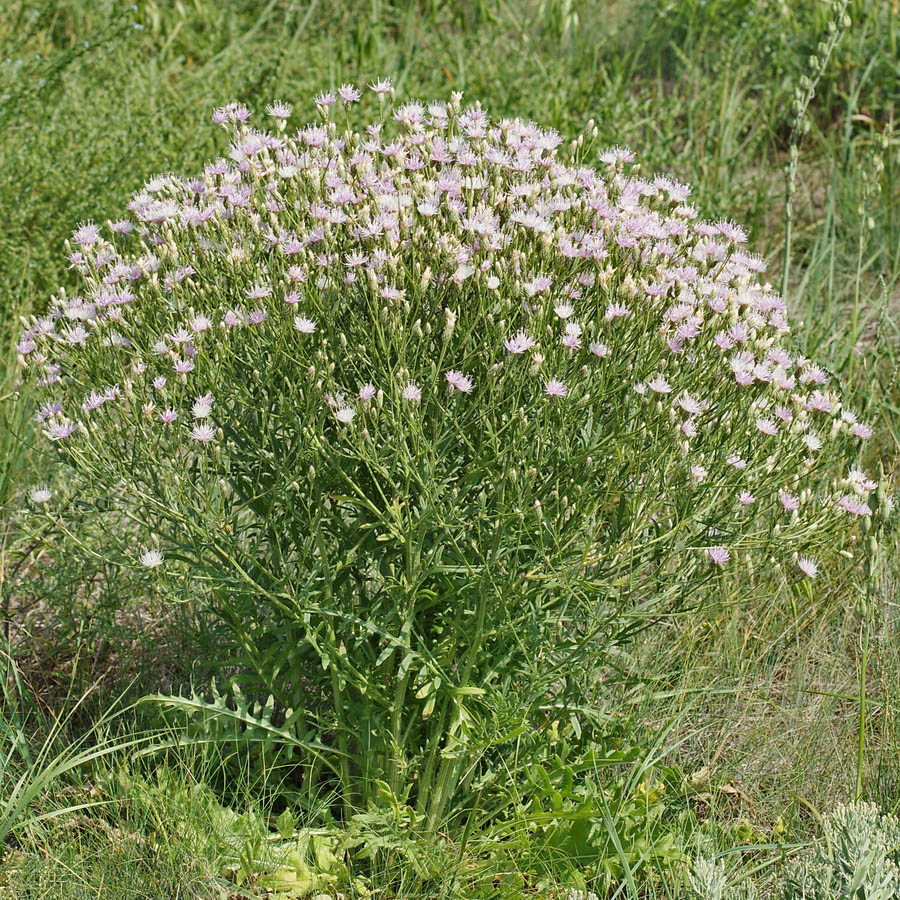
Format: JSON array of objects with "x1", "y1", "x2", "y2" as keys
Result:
[
  {"x1": 29, "y1": 486, "x2": 52, "y2": 504},
  {"x1": 335, "y1": 407, "x2": 356, "y2": 423},
  {"x1": 140, "y1": 548, "x2": 164, "y2": 569}
]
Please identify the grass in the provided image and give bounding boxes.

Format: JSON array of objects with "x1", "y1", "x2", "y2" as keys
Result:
[{"x1": 0, "y1": 0, "x2": 898, "y2": 896}]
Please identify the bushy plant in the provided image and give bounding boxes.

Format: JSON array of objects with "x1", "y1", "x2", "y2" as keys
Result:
[
  {"x1": 782, "y1": 802, "x2": 900, "y2": 900},
  {"x1": 18, "y1": 84, "x2": 877, "y2": 827}
]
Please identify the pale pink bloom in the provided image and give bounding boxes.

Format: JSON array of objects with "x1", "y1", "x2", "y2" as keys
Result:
[
  {"x1": 554, "y1": 303, "x2": 574, "y2": 319},
  {"x1": 726, "y1": 454, "x2": 747, "y2": 469},
  {"x1": 544, "y1": 378, "x2": 567, "y2": 398},
  {"x1": 66, "y1": 325, "x2": 89, "y2": 345},
  {"x1": 605, "y1": 302, "x2": 630, "y2": 321},
  {"x1": 561, "y1": 332, "x2": 581, "y2": 350},
  {"x1": 706, "y1": 546, "x2": 730, "y2": 565},
  {"x1": 72, "y1": 222, "x2": 101, "y2": 246},
  {"x1": 504, "y1": 331, "x2": 536, "y2": 355},
  {"x1": 169, "y1": 327, "x2": 192, "y2": 344},
  {"x1": 191, "y1": 423, "x2": 216, "y2": 443},
  {"x1": 739, "y1": 491, "x2": 756, "y2": 505},
  {"x1": 648, "y1": 375, "x2": 671, "y2": 394},
  {"x1": 82, "y1": 391, "x2": 107, "y2": 411},
  {"x1": 797, "y1": 556, "x2": 818, "y2": 578},
  {"x1": 266, "y1": 101, "x2": 292, "y2": 119},
  {"x1": 681, "y1": 419, "x2": 697, "y2": 438},
  {"x1": 153, "y1": 376, "x2": 167, "y2": 391},
  {"x1": 358, "y1": 383, "x2": 376, "y2": 401},
  {"x1": 678, "y1": 394, "x2": 703, "y2": 416},
  {"x1": 838, "y1": 494, "x2": 871, "y2": 516},
  {"x1": 248, "y1": 308, "x2": 267, "y2": 325},
  {"x1": 589, "y1": 342, "x2": 609, "y2": 358},
  {"x1": 284, "y1": 291, "x2": 300, "y2": 305},
  {"x1": 338, "y1": 83, "x2": 361, "y2": 103},
  {"x1": 191, "y1": 315, "x2": 212, "y2": 333},
  {"x1": 223, "y1": 310, "x2": 243, "y2": 327},
  {"x1": 174, "y1": 358, "x2": 195, "y2": 374},
  {"x1": 159, "y1": 408, "x2": 179, "y2": 423},
  {"x1": 369, "y1": 77, "x2": 394, "y2": 95},
  {"x1": 847, "y1": 468, "x2": 877, "y2": 494},
  {"x1": 44, "y1": 419, "x2": 78, "y2": 441},
  {"x1": 755, "y1": 417, "x2": 778, "y2": 436},
  {"x1": 691, "y1": 464, "x2": 708, "y2": 482},
  {"x1": 524, "y1": 276, "x2": 552, "y2": 296},
  {"x1": 853, "y1": 423, "x2": 873, "y2": 439},
  {"x1": 807, "y1": 390, "x2": 833, "y2": 413},
  {"x1": 445, "y1": 370, "x2": 474, "y2": 393},
  {"x1": 293, "y1": 316, "x2": 317, "y2": 333},
  {"x1": 779, "y1": 492, "x2": 800, "y2": 511},
  {"x1": 403, "y1": 382, "x2": 421, "y2": 402}
]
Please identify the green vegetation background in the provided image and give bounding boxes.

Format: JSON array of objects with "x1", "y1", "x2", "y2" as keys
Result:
[{"x1": 0, "y1": 0, "x2": 898, "y2": 897}]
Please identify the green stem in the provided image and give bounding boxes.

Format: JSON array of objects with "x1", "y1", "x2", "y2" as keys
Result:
[
  {"x1": 847, "y1": 228, "x2": 865, "y2": 382},
  {"x1": 856, "y1": 571, "x2": 874, "y2": 802},
  {"x1": 424, "y1": 590, "x2": 488, "y2": 835}
]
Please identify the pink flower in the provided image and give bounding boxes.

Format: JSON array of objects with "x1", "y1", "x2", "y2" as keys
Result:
[
  {"x1": 359, "y1": 383, "x2": 376, "y2": 401},
  {"x1": 445, "y1": 370, "x2": 474, "y2": 393},
  {"x1": 338, "y1": 83, "x2": 361, "y2": 103},
  {"x1": 544, "y1": 378, "x2": 567, "y2": 398},
  {"x1": 605, "y1": 302, "x2": 630, "y2": 321},
  {"x1": 266, "y1": 101, "x2": 292, "y2": 119},
  {"x1": 44, "y1": 419, "x2": 78, "y2": 441},
  {"x1": 706, "y1": 546, "x2": 730, "y2": 565},
  {"x1": 739, "y1": 491, "x2": 756, "y2": 505},
  {"x1": 755, "y1": 417, "x2": 778, "y2": 436},
  {"x1": 678, "y1": 394, "x2": 703, "y2": 416},
  {"x1": 174, "y1": 358, "x2": 195, "y2": 374},
  {"x1": 779, "y1": 491, "x2": 799, "y2": 511},
  {"x1": 159, "y1": 408, "x2": 179, "y2": 423},
  {"x1": 402, "y1": 382, "x2": 421, "y2": 402},
  {"x1": 648, "y1": 375, "x2": 671, "y2": 394},
  {"x1": 853, "y1": 423, "x2": 873, "y2": 439},
  {"x1": 504, "y1": 331, "x2": 536, "y2": 355},
  {"x1": 838, "y1": 494, "x2": 871, "y2": 516},
  {"x1": 589, "y1": 342, "x2": 609, "y2": 358},
  {"x1": 797, "y1": 556, "x2": 818, "y2": 578}
]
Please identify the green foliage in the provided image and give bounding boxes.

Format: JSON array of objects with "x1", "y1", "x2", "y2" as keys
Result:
[
  {"x1": 0, "y1": 0, "x2": 898, "y2": 898},
  {"x1": 782, "y1": 803, "x2": 900, "y2": 900}
]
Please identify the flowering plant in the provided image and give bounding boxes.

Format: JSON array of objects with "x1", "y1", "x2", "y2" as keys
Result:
[{"x1": 19, "y1": 82, "x2": 876, "y2": 826}]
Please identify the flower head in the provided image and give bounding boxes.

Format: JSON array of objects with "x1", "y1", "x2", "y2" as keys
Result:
[
  {"x1": 140, "y1": 548, "x2": 164, "y2": 569},
  {"x1": 544, "y1": 378, "x2": 567, "y2": 398},
  {"x1": 445, "y1": 370, "x2": 474, "y2": 393},
  {"x1": 504, "y1": 331, "x2": 536, "y2": 355},
  {"x1": 29, "y1": 486, "x2": 52, "y2": 504},
  {"x1": 706, "y1": 546, "x2": 730, "y2": 566}
]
